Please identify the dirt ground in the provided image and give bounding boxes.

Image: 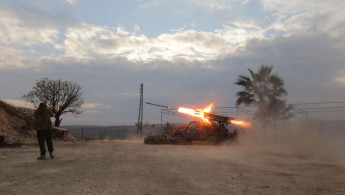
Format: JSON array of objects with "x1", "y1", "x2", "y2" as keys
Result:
[{"x1": 1, "y1": 135, "x2": 345, "y2": 195}]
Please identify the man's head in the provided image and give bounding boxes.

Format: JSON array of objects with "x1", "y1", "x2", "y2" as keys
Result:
[{"x1": 39, "y1": 103, "x2": 47, "y2": 108}]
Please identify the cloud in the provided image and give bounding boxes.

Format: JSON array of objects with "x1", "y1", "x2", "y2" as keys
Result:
[
  {"x1": 242, "y1": 0, "x2": 251, "y2": 5},
  {"x1": 2, "y1": 0, "x2": 344, "y2": 69},
  {"x1": 181, "y1": 0, "x2": 237, "y2": 10},
  {"x1": 59, "y1": 22, "x2": 267, "y2": 63},
  {"x1": 260, "y1": 0, "x2": 344, "y2": 14},
  {"x1": 7, "y1": 0, "x2": 77, "y2": 10},
  {"x1": 261, "y1": 0, "x2": 345, "y2": 33},
  {"x1": 139, "y1": 0, "x2": 240, "y2": 11},
  {"x1": 334, "y1": 68, "x2": 345, "y2": 86},
  {"x1": 65, "y1": 0, "x2": 77, "y2": 4},
  {"x1": 82, "y1": 103, "x2": 111, "y2": 109},
  {"x1": 0, "y1": 4, "x2": 59, "y2": 46},
  {"x1": 82, "y1": 103, "x2": 103, "y2": 108},
  {"x1": 228, "y1": 31, "x2": 345, "y2": 104},
  {"x1": 3, "y1": 99, "x2": 111, "y2": 111},
  {"x1": 269, "y1": 13, "x2": 328, "y2": 33},
  {"x1": 0, "y1": 2, "x2": 77, "y2": 68}
]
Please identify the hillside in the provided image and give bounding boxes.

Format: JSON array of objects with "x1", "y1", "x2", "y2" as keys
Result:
[
  {"x1": 0, "y1": 100, "x2": 78, "y2": 146},
  {"x1": 0, "y1": 100, "x2": 36, "y2": 145}
]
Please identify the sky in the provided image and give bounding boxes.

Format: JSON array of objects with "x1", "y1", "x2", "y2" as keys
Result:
[{"x1": 1, "y1": 0, "x2": 345, "y2": 125}]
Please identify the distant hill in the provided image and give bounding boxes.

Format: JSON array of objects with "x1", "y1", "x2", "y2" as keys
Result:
[{"x1": 63, "y1": 125, "x2": 164, "y2": 139}]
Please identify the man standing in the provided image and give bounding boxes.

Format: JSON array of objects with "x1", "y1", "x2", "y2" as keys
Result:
[{"x1": 34, "y1": 103, "x2": 55, "y2": 160}]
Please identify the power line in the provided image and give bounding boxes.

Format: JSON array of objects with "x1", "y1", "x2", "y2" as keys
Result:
[
  {"x1": 218, "y1": 101, "x2": 345, "y2": 107},
  {"x1": 308, "y1": 110, "x2": 345, "y2": 113},
  {"x1": 289, "y1": 101, "x2": 345, "y2": 105},
  {"x1": 301, "y1": 106, "x2": 345, "y2": 110}
]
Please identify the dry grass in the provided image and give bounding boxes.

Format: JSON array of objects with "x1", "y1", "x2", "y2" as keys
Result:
[{"x1": 0, "y1": 99, "x2": 36, "y2": 144}]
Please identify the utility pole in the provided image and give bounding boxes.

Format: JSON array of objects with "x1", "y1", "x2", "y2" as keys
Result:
[
  {"x1": 161, "y1": 109, "x2": 163, "y2": 134},
  {"x1": 145, "y1": 102, "x2": 171, "y2": 134},
  {"x1": 137, "y1": 83, "x2": 143, "y2": 138}
]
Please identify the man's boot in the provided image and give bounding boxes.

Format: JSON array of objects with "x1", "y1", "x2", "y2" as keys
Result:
[
  {"x1": 37, "y1": 155, "x2": 46, "y2": 160},
  {"x1": 49, "y1": 152, "x2": 54, "y2": 159}
]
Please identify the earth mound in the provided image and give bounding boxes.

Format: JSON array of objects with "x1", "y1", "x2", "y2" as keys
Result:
[{"x1": 0, "y1": 100, "x2": 77, "y2": 146}]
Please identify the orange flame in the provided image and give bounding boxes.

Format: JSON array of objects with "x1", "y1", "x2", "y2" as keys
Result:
[
  {"x1": 178, "y1": 103, "x2": 251, "y2": 127},
  {"x1": 178, "y1": 104, "x2": 213, "y2": 122},
  {"x1": 229, "y1": 120, "x2": 251, "y2": 127}
]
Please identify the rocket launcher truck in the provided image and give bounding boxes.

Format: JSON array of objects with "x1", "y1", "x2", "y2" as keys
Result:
[{"x1": 144, "y1": 112, "x2": 238, "y2": 145}]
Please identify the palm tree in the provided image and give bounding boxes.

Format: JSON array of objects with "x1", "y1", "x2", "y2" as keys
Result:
[{"x1": 235, "y1": 65, "x2": 292, "y2": 124}]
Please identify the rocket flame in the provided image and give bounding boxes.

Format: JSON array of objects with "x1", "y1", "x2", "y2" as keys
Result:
[
  {"x1": 229, "y1": 120, "x2": 252, "y2": 127},
  {"x1": 178, "y1": 104, "x2": 213, "y2": 122},
  {"x1": 178, "y1": 103, "x2": 251, "y2": 127}
]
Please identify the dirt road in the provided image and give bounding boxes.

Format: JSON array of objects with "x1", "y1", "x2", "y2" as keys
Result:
[{"x1": 1, "y1": 139, "x2": 345, "y2": 195}]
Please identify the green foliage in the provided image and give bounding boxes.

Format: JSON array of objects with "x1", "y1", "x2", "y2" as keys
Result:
[{"x1": 235, "y1": 65, "x2": 293, "y2": 124}]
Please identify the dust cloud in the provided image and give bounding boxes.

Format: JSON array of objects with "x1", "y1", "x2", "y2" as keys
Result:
[
  {"x1": 141, "y1": 119, "x2": 345, "y2": 173},
  {"x1": 137, "y1": 119, "x2": 345, "y2": 166},
  {"x1": 236, "y1": 120, "x2": 345, "y2": 164}
]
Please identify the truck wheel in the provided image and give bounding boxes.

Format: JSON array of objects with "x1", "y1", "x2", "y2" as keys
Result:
[{"x1": 207, "y1": 134, "x2": 218, "y2": 145}]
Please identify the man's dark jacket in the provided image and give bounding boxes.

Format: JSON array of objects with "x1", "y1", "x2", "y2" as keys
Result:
[{"x1": 34, "y1": 106, "x2": 54, "y2": 131}]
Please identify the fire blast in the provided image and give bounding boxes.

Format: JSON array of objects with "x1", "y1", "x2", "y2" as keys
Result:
[
  {"x1": 177, "y1": 104, "x2": 213, "y2": 122},
  {"x1": 178, "y1": 103, "x2": 251, "y2": 127},
  {"x1": 229, "y1": 120, "x2": 251, "y2": 127}
]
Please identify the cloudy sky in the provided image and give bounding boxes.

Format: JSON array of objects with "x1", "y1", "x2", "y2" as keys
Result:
[{"x1": 1, "y1": 0, "x2": 345, "y2": 125}]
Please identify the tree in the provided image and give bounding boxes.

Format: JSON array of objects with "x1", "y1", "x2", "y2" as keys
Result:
[
  {"x1": 235, "y1": 65, "x2": 293, "y2": 124},
  {"x1": 23, "y1": 78, "x2": 84, "y2": 127}
]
